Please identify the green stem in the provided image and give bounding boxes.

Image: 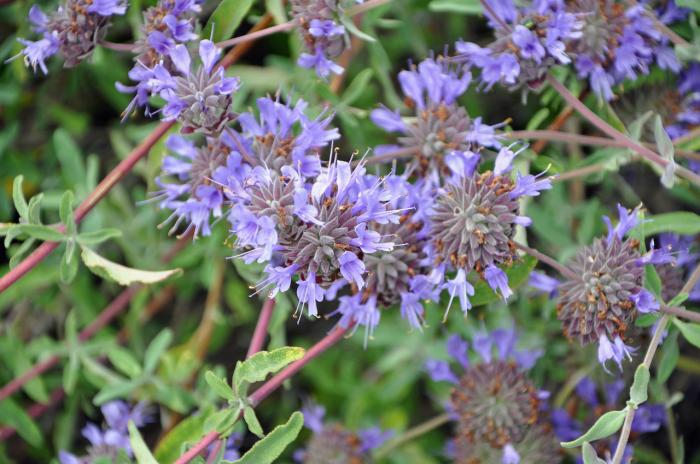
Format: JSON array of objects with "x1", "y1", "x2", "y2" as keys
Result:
[{"x1": 373, "y1": 413, "x2": 451, "y2": 460}]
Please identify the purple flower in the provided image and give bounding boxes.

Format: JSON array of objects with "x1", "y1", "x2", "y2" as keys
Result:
[
  {"x1": 512, "y1": 25, "x2": 545, "y2": 63},
  {"x1": 445, "y1": 269, "x2": 475, "y2": 318},
  {"x1": 424, "y1": 359, "x2": 459, "y2": 384},
  {"x1": 528, "y1": 271, "x2": 559, "y2": 297},
  {"x1": 296, "y1": 272, "x2": 325, "y2": 317},
  {"x1": 339, "y1": 252, "x2": 366, "y2": 289},
  {"x1": 87, "y1": 0, "x2": 126, "y2": 15},
  {"x1": 298, "y1": 47, "x2": 344, "y2": 78},
  {"x1": 597, "y1": 335, "x2": 635, "y2": 372},
  {"x1": 399, "y1": 292, "x2": 426, "y2": 331},
  {"x1": 502, "y1": 443, "x2": 520, "y2": 464},
  {"x1": 630, "y1": 288, "x2": 659, "y2": 314},
  {"x1": 358, "y1": 427, "x2": 394, "y2": 452},
  {"x1": 472, "y1": 332, "x2": 493, "y2": 363},
  {"x1": 302, "y1": 403, "x2": 326, "y2": 433},
  {"x1": 484, "y1": 264, "x2": 512, "y2": 300},
  {"x1": 631, "y1": 404, "x2": 666, "y2": 433},
  {"x1": 308, "y1": 19, "x2": 345, "y2": 38},
  {"x1": 510, "y1": 171, "x2": 553, "y2": 199},
  {"x1": 447, "y1": 334, "x2": 470, "y2": 368}
]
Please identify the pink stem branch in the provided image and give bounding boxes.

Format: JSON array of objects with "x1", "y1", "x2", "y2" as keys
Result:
[
  {"x1": 546, "y1": 76, "x2": 700, "y2": 188},
  {"x1": 246, "y1": 298, "x2": 276, "y2": 358},
  {"x1": 173, "y1": 325, "x2": 350, "y2": 464},
  {"x1": 216, "y1": 21, "x2": 297, "y2": 48},
  {"x1": 0, "y1": 121, "x2": 175, "y2": 295}
]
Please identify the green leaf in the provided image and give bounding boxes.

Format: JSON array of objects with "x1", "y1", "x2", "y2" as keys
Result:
[
  {"x1": 673, "y1": 318, "x2": 700, "y2": 348},
  {"x1": 53, "y1": 129, "x2": 86, "y2": 188},
  {"x1": 340, "y1": 69, "x2": 374, "y2": 106},
  {"x1": 203, "y1": 0, "x2": 254, "y2": 43},
  {"x1": 428, "y1": 0, "x2": 482, "y2": 14},
  {"x1": 668, "y1": 292, "x2": 689, "y2": 307},
  {"x1": 561, "y1": 408, "x2": 627, "y2": 448},
  {"x1": 645, "y1": 265, "x2": 662, "y2": 299},
  {"x1": 65, "y1": 311, "x2": 78, "y2": 345},
  {"x1": 60, "y1": 241, "x2": 79, "y2": 284},
  {"x1": 12, "y1": 176, "x2": 28, "y2": 219},
  {"x1": 635, "y1": 313, "x2": 660, "y2": 328},
  {"x1": 339, "y1": 14, "x2": 376, "y2": 42},
  {"x1": 630, "y1": 212, "x2": 700, "y2": 239},
  {"x1": 0, "y1": 398, "x2": 43, "y2": 447},
  {"x1": 59, "y1": 190, "x2": 75, "y2": 231},
  {"x1": 80, "y1": 246, "x2": 182, "y2": 286},
  {"x1": 204, "y1": 408, "x2": 239, "y2": 435},
  {"x1": 108, "y1": 347, "x2": 143, "y2": 379},
  {"x1": 144, "y1": 329, "x2": 173, "y2": 373},
  {"x1": 77, "y1": 228, "x2": 123, "y2": 245},
  {"x1": 244, "y1": 405, "x2": 264, "y2": 438},
  {"x1": 12, "y1": 224, "x2": 66, "y2": 242},
  {"x1": 129, "y1": 420, "x2": 158, "y2": 464},
  {"x1": 63, "y1": 352, "x2": 80, "y2": 394},
  {"x1": 26, "y1": 193, "x2": 44, "y2": 225},
  {"x1": 205, "y1": 371, "x2": 235, "y2": 401},
  {"x1": 233, "y1": 347, "x2": 305, "y2": 395},
  {"x1": 658, "y1": 330, "x2": 680, "y2": 383},
  {"x1": 231, "y1": 411, "x2": 304, "y2": 464},
  {"x1": 154, "y1": 413, "x2": 207, "y2": 464},
  {"x1": 94, "y1": 380, "x2": 139, "y2": 405},
  {"x1": 470, "y1": 255, "x2": 537, "y2": 306},
  {"x1": 654, "y1": 114, "x2": 677, "y2": 188},
  {"x1": 629, "y1": 364, "x2": 650, "y2": 406},
  {"x1": 582, "y1": 442, "x2": 606, "y2": 464}
]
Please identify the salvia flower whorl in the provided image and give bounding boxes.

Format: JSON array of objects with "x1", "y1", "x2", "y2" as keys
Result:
[
  {"x1": 297, "y1": 402, "x2": 392, "y2": 464},
  {"x1": 554, "y1": 205, "x2": 662, "y2": 370},
  {"x1": 552, "y1": 376, "x2": 666, "y2": 463},
  {"x1": 371, "y1": 57, "x2": 509, "y2": 180},
  {"x1": 124, "y1": 40, "x2": 240, "y2": 134},
  {"x1": 426, "y1": 330, "x2": 558, "y2": 464},
  {"x1": 427, "y1": 145, "x2": 552, "y2": 315},
  {"x1": 11, "y1": 0, "x2": 126, "y2": 74},
  {"x1": 290, "y1": 0, "x2": 357, "y2": 78},
  {"x1": 330, "y1": 176, "x2": 439, "y2": 339},
  {"x1": 236, "y1": 96, "x2": 339, "y2": 178},
  {"x1": 152, "y1": 131, "x2": 238, "y2": 237},
  {"x1": 567, "y1": 0, "x2": 680, "y2": 100},
  {"x1": 131, "y1": 0, "x2": 200, "y2": 69},
  {"x1": 455, "y1": 1, "x2": 583, "y2": 92},
  {"x1": 227, "y1": 156, "x2": 400, "y2": 318}
]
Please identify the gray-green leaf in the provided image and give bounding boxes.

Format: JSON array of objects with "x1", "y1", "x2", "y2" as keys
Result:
[
  {"x1": 561, "y1": 408, "x2": 627, "y2": 448},
  {"x1": 673, "y1": 318, "x2": 700, "y2": 348},
  {"x1": 629, "y1": 364, "x2": 650, "y2": 406},
  {"x1": 12, "y1": 175, "x2": 28, "y2": 219},
  {"x1": 203, "y1": 0, "x2": 254, "y2": 43},
  {"x1": 144, "y1": 329, "x2": 173, "y2": 373},
  {"x1": 129, "y1": 420, "x2": 158, "y2": 464},
  {"x1": 233, "y1": 347, "x2": 305, "y2": 396},
  {"x1": 205, "y1": 371, "x2": 235, "y2": 401},
  {"x1": 244, "y1": 405, "x2": 264, "y2": 438},
  {"x1": 582, "y1": 442, "x2": 607, "y2": 464},
  {"x1": 230, "y1": 411, "x2": 304, "y2": 464},
  {"x1": 81, "y1": 246, "x2": 182, "y2": 286},
  {"x1": 108, "y1": 347, "x2": 143, "y2": 379},
  {"x1": 77, "y1": 228, "x2": 123, "y2": 245}
]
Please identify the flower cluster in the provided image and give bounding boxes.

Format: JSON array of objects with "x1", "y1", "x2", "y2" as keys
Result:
[
  {"x1": 455, "y1": 1, "x2": 583, "y2": 92},
  {"x1": 530, "y1": 205, "x2": 667, "y2": 371},
  {"x1": 11, "y1": 0, "x2": 126, "y2": 74},
  {"x1": 460, "y1": 0, "x2": 682, "y2": 100},
  {"x1": 120, "y1": 39, "x2": 240, "y2": 133},
  {"x1": 552, "y1": 376, "x2": 665, "y2": 462},
  {"x1": 290, "y1": 0, "x2": 357, "y2": 78},
  {"x1": 58, "y1": 401, "x2": 149, "y2": 463},
  {"x1": 133, "y1": 0, "x2": 200, "y2": 69},
  {"x1": 426, "y1": 329, "x2": 559, "y2": 464},
  {"x1": 295, "y1": 402, "x2": 393, "y2": 463}
]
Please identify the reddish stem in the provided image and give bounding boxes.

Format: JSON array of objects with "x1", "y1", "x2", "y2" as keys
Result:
[
  {"x1": 173, "y1": 325, "x2": 349, "y2": 464},
  {"x1": 0, "y1": 121, "x2": 175, "y2": 295},
  {"x1": 246, "y1": 298, "x2": 276, "y2": 358}
]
